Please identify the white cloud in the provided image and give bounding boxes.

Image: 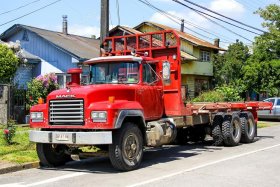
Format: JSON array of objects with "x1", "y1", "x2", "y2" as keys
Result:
[
  {"x1": 210, "y1": 0, "x2": 245, "y2": 17},
  {"x1": 149, "y1": 11, "x2": 210, "y2": 30},
  {"x1": 68, "y1": 24, "x2": 100, "y2": 37}
]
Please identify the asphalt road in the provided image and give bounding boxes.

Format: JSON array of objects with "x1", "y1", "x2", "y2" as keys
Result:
[{"x1": 1, "y1": 122, "x2": 280, "y2": 187}]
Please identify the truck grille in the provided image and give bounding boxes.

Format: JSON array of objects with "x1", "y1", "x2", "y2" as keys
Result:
[{"x1": 49, "y1": 99, "x2": 84, "y2": 125}]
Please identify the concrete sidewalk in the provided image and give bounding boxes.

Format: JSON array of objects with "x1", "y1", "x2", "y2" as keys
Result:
[{"x1": 0, "y1": 160, "x2": 39, "y2": 175}]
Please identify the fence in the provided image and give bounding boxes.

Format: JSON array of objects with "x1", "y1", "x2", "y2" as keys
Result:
[{"x1": 0, "y1": 84, "x2": 27, "y2": 124}]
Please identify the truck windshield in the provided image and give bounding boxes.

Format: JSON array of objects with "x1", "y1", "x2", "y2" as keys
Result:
[{"x1": 90, "y1": 61, "x2": 139, "y2": 84}]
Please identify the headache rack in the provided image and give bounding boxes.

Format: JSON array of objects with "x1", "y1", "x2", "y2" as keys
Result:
[{"x1": 102, "y1": 30, "x2": 181, "y2": 57}]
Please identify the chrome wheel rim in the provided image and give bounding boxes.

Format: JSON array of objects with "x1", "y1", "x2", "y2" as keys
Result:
[
  {"x1": 232, "y1": 120, "x2": 240, "y2": 139},
  {"x1": 124, "y1": 134, "x2": 139, "y2": 160}
]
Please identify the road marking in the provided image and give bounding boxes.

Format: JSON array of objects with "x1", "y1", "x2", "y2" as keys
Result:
[
  {"x1": 0, "y1": 172, "x2": 89, "y2": 187},
  {"x1": 26, "y1": 172, "x2": 87, "y2": 187},
  {"x1": 128, "y1": 143, "x2": 280, "y2": 187}
]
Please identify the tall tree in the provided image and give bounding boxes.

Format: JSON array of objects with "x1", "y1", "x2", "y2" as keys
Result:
[
  {"x1": 243, "y1": 4, "x2": 280, "y2": 96},
  {"x1": 0, "y1": 44, "x2": 19, "y2": 83},
  {"x1": 213, "y1": 40, "x2": 250, "y2": 92}
]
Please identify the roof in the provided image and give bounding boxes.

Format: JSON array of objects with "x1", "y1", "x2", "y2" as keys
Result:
[
  {"x1": 0, "y1": 24, "x2": 100, "y2": 61},
  {"x1": 20, "y1": 49, "x2": 41, "y2": 63},
  {"x1": 134, "y1": 21, "x2": 225, "y2": 51},
  {"x1": 181, "y1": 51, "x2": 198, "y2": 61},
  {"x1": 109, "y1": 25, "x2": 142, "y2": 36},
  {"x1": 85, "y1": 55, "x2": 143, "y2": 64}
]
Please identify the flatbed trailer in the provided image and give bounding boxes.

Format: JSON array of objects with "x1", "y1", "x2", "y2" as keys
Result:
[{"x1": 29, "y1": 30, "x2": 272, "y2": 171}]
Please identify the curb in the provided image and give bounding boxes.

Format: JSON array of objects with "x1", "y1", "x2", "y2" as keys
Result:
[{"x1": 0, "y1": 162, "x2": 39, "y2": 175}]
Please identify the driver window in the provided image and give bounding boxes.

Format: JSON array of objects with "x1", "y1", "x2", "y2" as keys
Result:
[{"x1": 143, "y1": 63, "x2": 157, "y2": 84}]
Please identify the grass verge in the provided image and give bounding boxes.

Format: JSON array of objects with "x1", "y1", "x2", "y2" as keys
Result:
[{"x1": 0, "y1": 126, "x2": 38, "y2": 164}]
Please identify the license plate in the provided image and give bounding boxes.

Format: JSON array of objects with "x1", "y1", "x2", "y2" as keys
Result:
[{"x1": 55, "y1": 133, "x2": 69, "y2": 141}]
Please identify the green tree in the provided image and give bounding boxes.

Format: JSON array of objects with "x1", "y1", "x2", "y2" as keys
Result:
[
  {"x1": 0, "y1": 44, "x2": 19, "y2": 83},
  {"x1": 213, "y1": 41, "x2": 250, "y2": 92},
  {"x1": 243, "y1": 4, "x2": 280, "y2": 96}
]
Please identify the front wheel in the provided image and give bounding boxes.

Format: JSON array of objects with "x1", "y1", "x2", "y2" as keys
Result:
[
  {"x1": 36, "y1": 143, "x2": 72, "y2": 167},
  {"x1": 109, "y1": 122, "x2": 143, "y2": 171}
]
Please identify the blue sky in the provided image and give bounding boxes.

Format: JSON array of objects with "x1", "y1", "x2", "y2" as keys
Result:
[{"x1": 0, "y1": 0, "x2": 279, "y2": 48}]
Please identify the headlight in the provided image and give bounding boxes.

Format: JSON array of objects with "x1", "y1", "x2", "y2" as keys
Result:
[
  {"x1": 30, "y1": 112, "x2": 43, "y2": 122},
  {"x1": 91, "y1": 111, "x2": 107, "y2": 122}
]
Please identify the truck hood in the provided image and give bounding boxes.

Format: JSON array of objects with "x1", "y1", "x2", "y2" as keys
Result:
[{"x1": 47, "y1": 84, "x2": 137, "y2": 105}]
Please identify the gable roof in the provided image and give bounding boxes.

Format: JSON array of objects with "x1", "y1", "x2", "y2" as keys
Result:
[
  {"x1": 134, "y1": 21, "x2": 225, "y2": 51},
  {"x1": 0, "y1": 24, "x2": 100, "y2": 61},
  {"x1": 109, "y1": 25, "x2": 142, "y2": 36}
]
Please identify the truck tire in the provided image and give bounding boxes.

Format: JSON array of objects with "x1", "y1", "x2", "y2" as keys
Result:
[
  {"x1": 175, "y1": 128, "x2": 188, "y2": 145},
  {"x1": 109, "y1": 122, "x2": 143, "y2": 171},
  {"x1": 36, "y1": 143, "x2": 72, "y2": 167},
  {"x1": 222, "y1": 113, "x2": 242, "y2": 146},
  {"x1": 240, "y1": 112, "x2": 256, "y2": 143},
  {"x1": 212, "y1": 112, "x2": 224, "y2": 146}
]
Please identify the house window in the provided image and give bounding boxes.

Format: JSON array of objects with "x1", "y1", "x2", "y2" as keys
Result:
[
  {"x1": 200, "y1": 50, "x2": 210, "y2": 62},
  {"x1": 22, "y1": 30, "x2": 29, "y2": 41}
]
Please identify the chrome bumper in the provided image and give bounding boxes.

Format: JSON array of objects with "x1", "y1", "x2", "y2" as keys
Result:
[{"x1": 29, "y1": 130, "x2": 112, "y2": 145}]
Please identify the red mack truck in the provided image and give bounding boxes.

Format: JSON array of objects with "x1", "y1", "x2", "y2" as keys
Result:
[{"x1": 29, "y1": 30, "x2": 272, "y2": 171}]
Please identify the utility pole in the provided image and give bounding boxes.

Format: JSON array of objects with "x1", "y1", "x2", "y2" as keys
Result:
[{"x1": 100, "y1": 0, "x2": 109, "y2": 45}]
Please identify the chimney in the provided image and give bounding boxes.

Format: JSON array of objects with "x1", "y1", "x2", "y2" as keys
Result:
[
  {"x1": 62, "y1": 15, "x2": 68, "y2": 35},
  {"x1": 180, "y1": 19, "x2": 184, "y2": 32},
  {"x1": 214, "y1": 38, "x2": 220, "y2": 47}
]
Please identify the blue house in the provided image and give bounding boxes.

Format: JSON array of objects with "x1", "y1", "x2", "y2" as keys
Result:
[{"x1": 0, "y1": 17, "x2": 100, "y2": 88}]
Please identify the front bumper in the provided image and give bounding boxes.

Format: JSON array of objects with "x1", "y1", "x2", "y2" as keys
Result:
[{"x1": 29, "y1": 130, "x2": 112, "y2": 145}]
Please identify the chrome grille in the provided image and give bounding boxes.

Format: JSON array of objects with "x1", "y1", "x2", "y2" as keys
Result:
[{"x1": 49, "y1": 99, "x2": 84, "y2": 125}]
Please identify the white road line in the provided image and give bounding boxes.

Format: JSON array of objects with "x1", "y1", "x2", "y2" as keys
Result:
[
  {"x1": 25, "y1": 172, "x2": 87, "y2": 187},
  {"x1": 127, "y1": 143, "x2": 280, "y2": 187}
]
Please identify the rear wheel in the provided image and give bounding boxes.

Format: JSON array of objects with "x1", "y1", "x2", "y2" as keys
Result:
[
  {"x1": 109, "y1": 122, "x2": 143, "y2": 171},
  {"x1": 240, "y1": 112, "x2": 256, "y2": 143},
  {"x1": 36, "y1": 143, "x2": 72, "y2": 167},
  {"x1": 222, "y1": 113, "x2": 241, "y2": 146},
  {"x1": 212, "y1": 112, "x2": 224, "y2": 146}
]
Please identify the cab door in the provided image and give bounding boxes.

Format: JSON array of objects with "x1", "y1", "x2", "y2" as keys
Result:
[{"x1": 136, "y1": 63, "x2": 163, "y2": 120}]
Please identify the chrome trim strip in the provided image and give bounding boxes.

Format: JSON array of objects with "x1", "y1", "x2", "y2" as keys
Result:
[{"x1": 29, "y1": 130, "x2": 112, "y2": 144}]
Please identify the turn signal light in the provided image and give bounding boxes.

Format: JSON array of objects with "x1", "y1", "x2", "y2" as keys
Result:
[
  {"x1": 109, "y1": 96, "x2": 115, "y2": 103},
  {"x1": 38, "y1": 97, "x2": 44, "y2": 104}
]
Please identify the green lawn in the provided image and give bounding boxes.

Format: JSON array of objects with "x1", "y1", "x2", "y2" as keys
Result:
[{"x1": 0, "y1": 126, "x2": 38, "y2": 164}]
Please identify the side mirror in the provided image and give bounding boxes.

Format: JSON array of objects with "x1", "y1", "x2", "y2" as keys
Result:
[{"x1": 162, "y1": 61, "x2": 171, "y2": 85}]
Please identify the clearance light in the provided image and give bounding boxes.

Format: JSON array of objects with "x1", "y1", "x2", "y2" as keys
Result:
[
  {"x1": 38, "y1": 97, "x2": 44, "y2": 104},
  {"x1": 109, "y1": 96, "x2": 115, "y2": 103}
]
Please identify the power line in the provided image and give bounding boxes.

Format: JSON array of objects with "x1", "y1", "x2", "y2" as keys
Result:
[
  {"x1": 0, "y1": 0, "x2": 41, "y2": 16},
  {"x1": 173, "y1": 0, "x2": 253, "y2": 42},
  {"x1": 138, "y1": 0, "x2": 215, "y2": 41},
  {"x1": 139, "y1": 0, "x2": 236, "y2": 44},
  {"x1": 179, "y1": 0, "x2": 266, "y2": 34},
  {"x1": 195, "y1": 8, "x2": 253, "y2": 43},
  {"x1": 142, "y1": 0, "x2": 234, "y2": 42},
  {"x1": 172, "y1": 0, "x2": 262, "y2": 36},
  {"x1": 0, "y1": 0, "x2": 62, "y2": 27},
  {"x1": 116, "y1": 0, "x2": 120, "y2": 25}
]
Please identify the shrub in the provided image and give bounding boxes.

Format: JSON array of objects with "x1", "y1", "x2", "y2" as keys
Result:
[
  {"x1": 216, "y1": 86, "x2": 243, "y2": 102},
  {"x1": 192, "y1": 90, "x2": 225, "y2": 102},
  {"x1": 192, "y1": 86, "x2": 243, "y2": 102},
  {"x1": 2, "y1": 119, "x2": 17, "y2": 145},
  {"x1": 26, "y1": 73, "x2": 59, "y2": 110}
]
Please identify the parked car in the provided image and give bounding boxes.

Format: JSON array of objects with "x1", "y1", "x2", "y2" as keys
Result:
[{"x1": 258, "y1": 97, "x2": 280, "y2": 120}]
